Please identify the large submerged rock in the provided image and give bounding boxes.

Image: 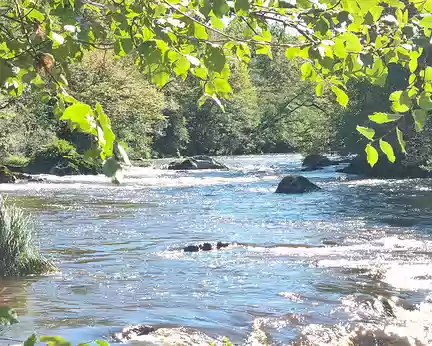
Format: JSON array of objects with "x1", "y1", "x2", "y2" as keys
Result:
[
  {"x1": 302, "y1": 154, "x2": 333, "y2": 170},
  {"x1": 168, "y1": 155, "x2": 227, "y2": 170},
  {"x1": 275, "y1": 175, "x2": 321, "y2": 194},
  {"x1": 301, "y1": 154, "x2": 349, "y2": 171}
]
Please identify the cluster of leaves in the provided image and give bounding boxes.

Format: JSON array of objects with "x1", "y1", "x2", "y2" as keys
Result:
[
  {"x1": 22, "y1": 335, "x2": 110, "y2": 346},
  {"x1": 1, "y1": 0, "x2": 432, "y2": 171}
]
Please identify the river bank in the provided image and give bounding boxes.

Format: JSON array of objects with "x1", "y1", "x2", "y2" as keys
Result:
[{"x1": 1, "y1": 154, "x2": 432, "y2": 345}]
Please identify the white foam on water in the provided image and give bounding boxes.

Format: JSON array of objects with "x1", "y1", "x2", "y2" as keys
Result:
[
  {"x1": 384, "y1": 263, "x2": 432, "y2": 291},
  {"x1": 0, "y1": 166, "x2": 281, "y2": 192},
  {"x1": 116, "y1": 327, "x2": 223, "y2": 345}
]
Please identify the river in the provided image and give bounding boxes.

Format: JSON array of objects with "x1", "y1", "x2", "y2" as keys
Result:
[{"x1": 1, "y1": 154, "x2": 432, "y2": 345}]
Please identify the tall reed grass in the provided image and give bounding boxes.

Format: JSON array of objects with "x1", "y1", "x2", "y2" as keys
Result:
[{"x1": 0, "y1": 195, "x2": 57, "y2": 276}]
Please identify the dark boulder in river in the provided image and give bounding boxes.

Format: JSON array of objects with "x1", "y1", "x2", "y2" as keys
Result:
[
  {"x1": 0, "y1": 166, "x2": 16, "y2": 184},
  {"x1": 168, "y1": 155, "x2": 227, "y2": 170},
  {"x1": 275, "y1": 175, "x2": 321, "y2": 194},
  {"x1": 184, "y1": 245, "x2": 200, "y2": 252},
  {"x1": 200, "y1": 242, "x2": 212, "y2": 251},
  {"x1": 302, "y1": 154, "x2": 333, "y2": 170},
  {"x1": 183, "y1": 242, "x2": 231, "y2": 252}
]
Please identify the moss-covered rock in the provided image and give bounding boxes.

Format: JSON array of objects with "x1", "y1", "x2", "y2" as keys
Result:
[
  {"x1": 24, "y1": 139, "x2": 102, "y2": 176},
  {"x1": 168, "y1": 155, "x2": 227, "y2": 170}
]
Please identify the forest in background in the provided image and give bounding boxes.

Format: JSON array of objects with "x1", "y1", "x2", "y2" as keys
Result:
[{"x1": 1, "y1": 23, "x2": 432, "y2": 168}]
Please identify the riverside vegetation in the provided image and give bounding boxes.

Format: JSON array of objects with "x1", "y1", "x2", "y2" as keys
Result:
[
  {"x1": 2, "y1": 0, "x2": 432, "y2": 344},
  {"x1": 1, "y1": 0, "x2": 432, "y2": 179}
]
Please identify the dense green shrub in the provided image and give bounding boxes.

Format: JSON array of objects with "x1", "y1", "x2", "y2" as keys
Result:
[
  {"x1": 26, "y1": 139, "x2": 102, "y2": 176},
  {"x1": 0, "y1": 196, "x2": 57, "y2": 277}
]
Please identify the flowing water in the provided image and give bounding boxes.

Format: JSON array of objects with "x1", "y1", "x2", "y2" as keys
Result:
[{"x1": 1, "y1": 154, "x2": 432, "y2": 345}]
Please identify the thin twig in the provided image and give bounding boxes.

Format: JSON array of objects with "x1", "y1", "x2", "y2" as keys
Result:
[
  {"x1": 13, "y1": 0, "x2": 37, "y2": 57},
  {"x1": 162, "y1": 0, "x2": 310, "y2": 48}
]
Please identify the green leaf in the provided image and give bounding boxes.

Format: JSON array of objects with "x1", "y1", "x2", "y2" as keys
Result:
[
  {"x1": 155, "y1": 4, "x2": 167, "y2": 16},
  {"x1": 418, "y1": 92, "x2": 432, "y2": 111},
  {"x1": 205, "y1": 46, "x2": 225, "y2": 73},
  {"x1": 409, "y1": 56, "x2": 418, "y2": 73},
  {"x1": 365, "y1": 143, "x2": 379, "y2": 167},
  {"x1": 192, "y1": 66, "x2": 208, "y2": 79},
  {"x1": 61, "y1": 103, "x2": 94, "y2": 133},
  {"x1": 96, "y1": 103, "x2": 115, "y2": 156},
  {"x1": 143, "y1": 27, "x2": 155, "y2": 41},
  {"x1": 369, "y1": 6, "x2": 383, "y2": 21},
  {"x1": 120, "y1": 38, "x2": 133, "y2": 54},
  {"x1": 24, "y1": 334, "x2": 37, "y2": 346},
  {"x1": 256, "y1": 44, "x2": 272, "y2": 59},
  {"x1": 412, "y1": 109, "x2": 428, "y2": 131},
  {"x1": 211, "y1": 16, "x2": 224, "y2": 30},
  {"x1": 117, "y1": 142, "x2": 131, "y2": 166},
  {"x1": 420, "y1": 16, "x2": 432, "y2": 31},
  {"x1": 368, "y1": 112, "x2": 402, "y2": 124},
  {"x1": 83, "y1": 148, "x2": 101, "y2": 161},
  {"x1": 396, "y1": 127, "x2": 406, "y2": 154},
  {"x1": 375, "y1": 36, "x2": 389, "y2": 50},
  {"x1": 96, "y1": 341, "x2": 110, "y2": 346},
  {"x1": 400, "y1": 90, "x2": 412, "y2": 107},
  {"x1": 392, "y1": 101, "x2": 410, "y2": 113},
  {"x1": 235, "y1": 0, "x2": 250, "y2": 13},
  {"x1": 103, "y1": 158, "x2": 123, "y2": 183},
  {"x1": 213, "y1": 78, "x2": 232, "y2": 93},
  {"x1": 152, "y1": 71, "x2": 170, "y2": 88},
  {"x1": 334, "y1": 37, "x2": 348, "y2": 58},
  {"x1": 332, "y1": 86, "x2": 349, "y2": 107},
  {"x1": 343, "y1": 33, "x2": 362, "y2": 53},
  {"x1": 301, "y1": 62, "x2": 313, "y2": 80},
  {"x1": 26, "y1": 9, "x2": 45, "y2": 22},
  {"x1": 213, "y1": 0, "x2": 229, "y2": 16},
  {"x1": 426, "y1": 67, "x2": 432, "y2": 82},
  {"x1": 389, "y1": 90, "x2": 402, "y2": 101},
  {"x1": 379, "y1": 139, "x2": 396, "y2": 163},
  {"x1": 40, "y1": 336, "x2": 72, "y2": 346},
  {"x1": 356, "y1": 125, "x2": 375, "y2": 140},
  {"x1": 174, "y1": 56, "x2": 190, "y2": 78},
  {"x1": 316, "y1": 82, "x2": 324, "y2": 97},
  {"x1": 194, "y1": 23, "x2": 208, "y2": 40},
  {"x1": 285, "y1": 47, "x2": 300, "y2": 60}
]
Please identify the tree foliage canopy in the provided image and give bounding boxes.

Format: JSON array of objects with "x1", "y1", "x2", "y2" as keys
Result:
[{"x1": 1, "y1": 0, "x2": 432, "y2": 174}]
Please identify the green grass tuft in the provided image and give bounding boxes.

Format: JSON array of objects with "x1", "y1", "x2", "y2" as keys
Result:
[{"x1": 0, "y1": 196, "x2": 57, "y2": 277}]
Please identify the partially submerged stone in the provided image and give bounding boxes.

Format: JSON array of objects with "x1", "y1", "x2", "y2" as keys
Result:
[
  {"x1": 275, "y1": 175, "x2": 321, "y2": 194},
  {"x1": 168, "y1": 155, "x2": 227, "y2": 170}
]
